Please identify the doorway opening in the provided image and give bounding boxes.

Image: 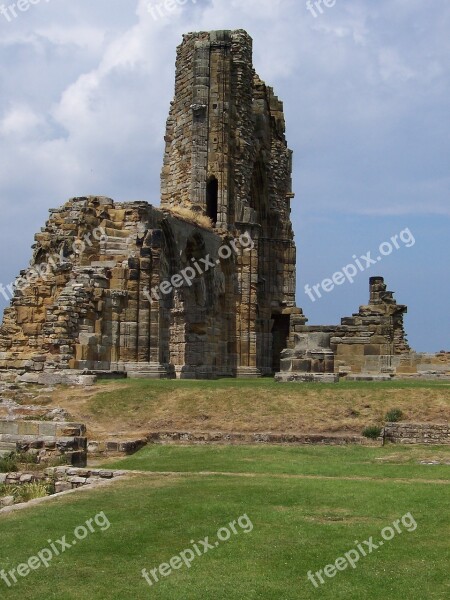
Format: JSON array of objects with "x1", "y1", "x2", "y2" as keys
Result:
[{"x1": 271, "y1": 314, "x2": 290, "y2": 373}]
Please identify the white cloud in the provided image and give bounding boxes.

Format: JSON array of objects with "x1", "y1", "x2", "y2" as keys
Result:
[
  {"x1": 0, "y1": 0, "x2": 448, "y2": 218},
  {"x1": 0, "y1": 105, "x2": 43, "y2": 138},
  {"x1": 33, "y1": 25, "x2": 107, "y2": 52}
]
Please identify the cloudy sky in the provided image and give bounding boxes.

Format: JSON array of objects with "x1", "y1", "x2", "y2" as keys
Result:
[{"x1": 0, "y1": 0, "x2": 448, "y2": 351}]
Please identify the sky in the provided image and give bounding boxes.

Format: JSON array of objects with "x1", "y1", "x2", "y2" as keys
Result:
[{"x1": 0, "y1": 0, "x2": 448, "y2": 352}]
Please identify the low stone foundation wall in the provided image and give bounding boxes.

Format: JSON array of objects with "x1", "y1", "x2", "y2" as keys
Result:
[
  {"x1": 0, "y1": 468, "x2": 125, "y2": 508},
  {"x1": 47, "y1": 466, "x2": 126, "y2": 491},
  {"x1": 88, "y1": 439, "x2": 147, "y2": 457},
  {"x1": 383, "y1": 423, "x2": 450, "y2": 445},
  {"x1": 86, "y1": 432, "x2": 367, "y2": 456},
  {"x1": 146, "y1": 431, "x2": 365, "y2": 445},
  {"x1": 12, "y1": 371, "x2": 97, "y2": 386},
  {"x1": 0, "y1": 420, "x2": 87, "y2": 466}
]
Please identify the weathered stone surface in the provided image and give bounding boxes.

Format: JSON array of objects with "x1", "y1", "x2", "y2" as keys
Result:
[
  {"x1": 145, "y1": 431, "x2": 364, "y2": 445},
  {"x1": 383, "y1": 423, "x2": 450, "y2": 445},
  {"x1": 275, "y1": 332, "x2": 337, "y2": 383},
  {"x1": 347, "y1": 375, "x2": 392, "y2": 382},
  {"x1": 0, "y1": 419, "x2": 87, "y2": 466},
  {"x1": 0, "y1": 496, "x2": 15, "y2": 507},
  {"x1": 276, "y1": 373, "x2": 339, "y2": 383},
  {"x1": 55, "y1": 482, "x2": 72, "y2": 493},
  {"x1": 0, "y1": 468, "x2": 127, "y2": 508},
  {"x1": 284, "y1": 277, "x2": 417, "y2": 377}
]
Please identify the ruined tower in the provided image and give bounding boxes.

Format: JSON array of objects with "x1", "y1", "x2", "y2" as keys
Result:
[
  {"x1": 161, "y1": 30, "x2": 296, "y2": 235},
  {"x1": 159, "y1": 30, "x2": 306, "y2": 377}
]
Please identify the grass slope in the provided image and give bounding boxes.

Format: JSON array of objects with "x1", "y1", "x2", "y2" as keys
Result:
[{"x1": 41, "y1": 378, "x2": 450, "y2": 441}]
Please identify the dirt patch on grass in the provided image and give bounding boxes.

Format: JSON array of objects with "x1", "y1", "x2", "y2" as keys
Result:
[{"x1": 374, "y1": 449, "x2": 450, "y2": 464}]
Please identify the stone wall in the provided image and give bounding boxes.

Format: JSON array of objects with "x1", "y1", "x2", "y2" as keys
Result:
[
  {"x1": 0, "y1": 420, "x2": 87, "y2": 466},
  {"x1": 161, "y1": 30, "x2": 295, "y2": 235},
  {"x1": 383, "y1": 423, "x2": 450, "y2": 445},
  {"x1": 0, "y1": 468, "x2": 125, "y2": 508},
  {"x1": 160, "y1": 29, "x2": 306, "y2": 377},
  {"x1": 88, "y1": 438, "x2": 147, "y2": 457},
  {"x1": 392, "y1": 352, "x2": 450, "y2": 377},
  {"x1": 146, "y1": 431, "x2": 365, "y2": 445}
]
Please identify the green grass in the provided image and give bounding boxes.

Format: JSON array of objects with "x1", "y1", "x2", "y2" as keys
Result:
[
  {"x1": 0, "y1": 445, "x2": 449, "y2": 599},
  {"x1": 96, "y1": 376, "x2": 449, "y2": 392},
  {"x1": 0, "y1": 455, "x2": 18, "y2": 473},
  {"x1": 105, "y1": 444, "x2": 450, "y2": 481}
]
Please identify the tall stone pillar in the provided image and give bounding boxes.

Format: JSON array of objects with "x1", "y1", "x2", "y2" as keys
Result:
[
  {"x1": 119, "y1": 258, "x2": 139, "y2": 365},
  {"x1": 208, "y1": 31, "x2": 232, "y2": 228},
  {"x1": 190, "y1": 40, "x2": 210, "y2": 208},
  {"x1": 236, "y1": 226, "x2": 261, "y2": 378},
  {"x1": 137, "y1": 257, "x2": 151, "y2": 363}
]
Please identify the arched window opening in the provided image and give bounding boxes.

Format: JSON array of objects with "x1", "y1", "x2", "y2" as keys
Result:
[{"x1": 206, "y1": 176, "x2": 218, "y2": 225}]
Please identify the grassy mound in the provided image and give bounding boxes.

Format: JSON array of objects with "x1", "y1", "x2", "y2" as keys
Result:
[{"x1": 42, "y1": 378, "x2": 450, "y2": 441}]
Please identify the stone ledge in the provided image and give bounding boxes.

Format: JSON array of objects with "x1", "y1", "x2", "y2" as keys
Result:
[
  {"x1": 88, "y1": 439, "x2": 147, "y2": 456},
  {"x1": 0, "y1": 421, "x2": 86, "y2": 437},
  {"x1": 346, "y1": 374, "x2": 393, "y2": 382},
  {"x1": 145, "y1": 431, "x2": 366, "y2": 445},
  {"x1": 15, "y1": 371, "x2": 97, "y2": 386},
  {"x1": 275, "y1": 373, "x2": 339, "y2": 383},
  {"x1": 383, "y1": 423, "x2": 450, "y2": 445},
  {"x1": 0, "y1": 468, "x2": 125, "y2": 489}
]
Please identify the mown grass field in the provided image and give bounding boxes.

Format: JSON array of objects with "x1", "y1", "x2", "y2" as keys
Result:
[
  {"x1": 0, "y1": 444, "x2": 449, "y2": 599},
  {"x1": 28, "y1": 378, "x2": 450, "y2": 441}
]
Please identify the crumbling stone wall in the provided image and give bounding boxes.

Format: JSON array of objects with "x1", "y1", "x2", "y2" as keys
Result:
[
  {"x1": 160, "y1": 29, "x2": 305, "y2": 377},
  {"x1": 383, "y1": 423, "x2": 450, "y2": 445},
  {"x1": 286, "y1": 277, "x2": 411, "y2": 375},
  {"x1": 161, "y1": 30, "x2": 295, "y2": 236},
  {"x1": 0, "y1": 420, "x2": 87, "y2": 466},
  {"x1": 0, "y1": 468, "x2": 125, "y2": 508},
  {"x1": 392, "y1": 352, "x2": 450, "y2": 377},
  {"x1": 0, "y1": 196, "x2": 239, "y2": 379}
]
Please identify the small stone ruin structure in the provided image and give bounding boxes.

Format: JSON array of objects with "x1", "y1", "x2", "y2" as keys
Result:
[
  {"x1": 276, "y1": 274, "x2": 413, "y2": 382},
  {"x1": 0, "y1": 420, "x2": 87, "y2": 466},
  {"x1": 276, "y1": 332, "x2": 338, "y2": 383}
]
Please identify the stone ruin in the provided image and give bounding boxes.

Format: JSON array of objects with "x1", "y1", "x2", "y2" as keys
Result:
[
  {"x1": 0, "y1": 30, "x2": 304, "y2": 381},
  {"x1": 278, "y1": 277, "x2": 412, "y2": 382},
  {"x1": 0, "y1": 420, "x2": 87, "y2": 467},
  {"x1": 0, "y1": 29, "x2": 447, "y2": 382},
  {"x1": 275, "y1": 332, "x2": 338, "y2": 384}
]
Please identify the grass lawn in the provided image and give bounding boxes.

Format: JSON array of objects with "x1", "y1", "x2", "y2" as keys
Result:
[
  {"x1": 105, "y1": 443, "x2": 450, "y2": 481},
  {"x1": 0, "y1": 444, "x2": 449, "y2": 599}
]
